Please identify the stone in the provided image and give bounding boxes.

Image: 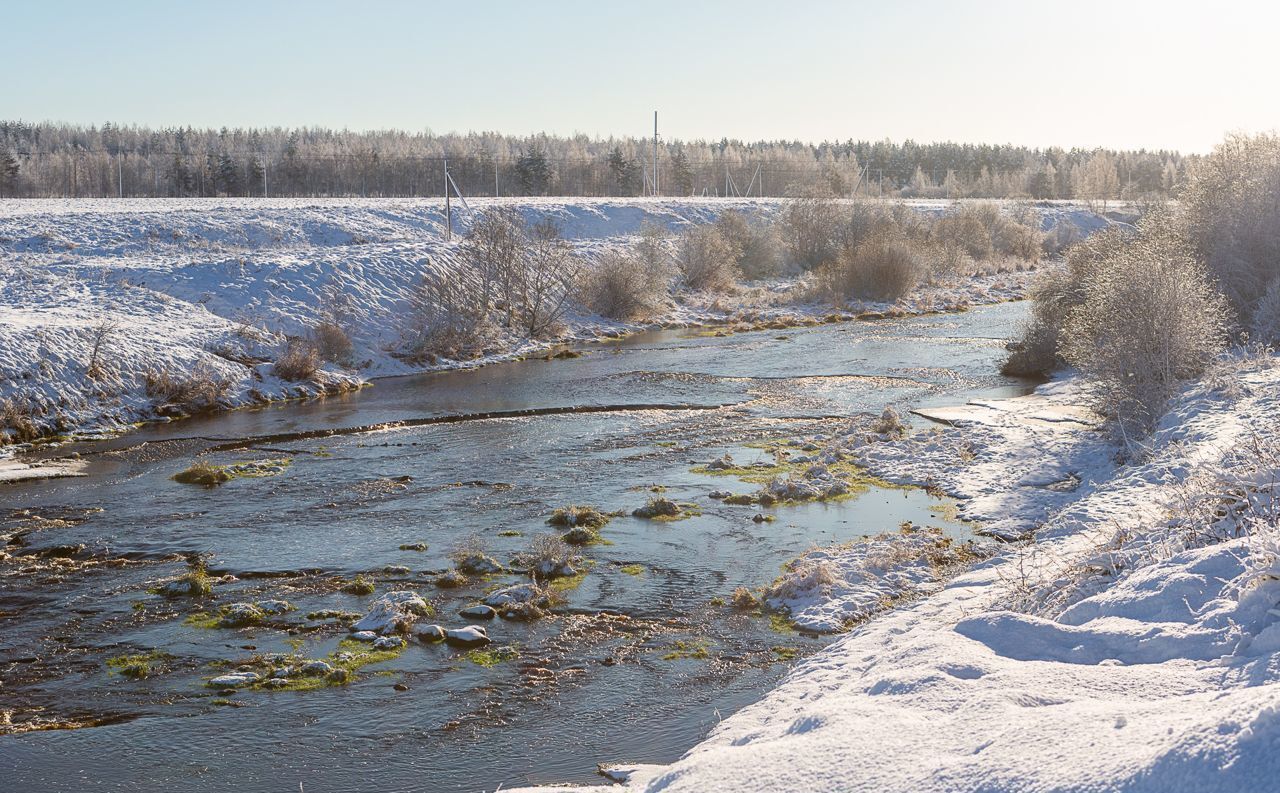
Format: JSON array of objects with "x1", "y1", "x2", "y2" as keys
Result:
[
  {"x1": 460, "y1": 604, "x2": 497, "y2": 620},
  {"x1": 209, "y1": 671, "x2": 259, "y2": 688},
  {"x1": 351, "y1": 590, "x2": 430, "y2": 634},
  {"x1": 444, "y1": 625, "x2": 491, "y2": 647}
]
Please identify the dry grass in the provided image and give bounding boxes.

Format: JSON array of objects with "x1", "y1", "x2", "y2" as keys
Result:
[
  {"x1": 273, "y1": 338, "x2": 320, "y2": 381},
  {"x1": 143, "y1": 367, "x2": 232, "y2": 413}
]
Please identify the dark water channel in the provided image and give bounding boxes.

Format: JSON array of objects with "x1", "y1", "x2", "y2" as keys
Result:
[{"x1": 0, "y1": 302, "x2": 1030, "y2": 791}]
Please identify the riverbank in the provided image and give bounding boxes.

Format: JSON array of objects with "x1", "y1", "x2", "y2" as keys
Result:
[
  {"x1": 0, "y1": 197, "x2": 1100, "y2": 454},
  {"x1": 511, "y1": 353, "x2": 1280, "y2": 791}
]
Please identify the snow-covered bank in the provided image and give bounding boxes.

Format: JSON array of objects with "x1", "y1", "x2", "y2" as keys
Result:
[
  {"x1": 510, "y1": 355, "x2": 1280, "y2": 792},
  {"x1": 0, "y1": 197, "x2": 1099, "y2": 451}
]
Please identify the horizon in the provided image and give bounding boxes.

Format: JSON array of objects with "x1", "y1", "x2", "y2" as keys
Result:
[{"x1": 6, "y1": 0, "x2": 1278, "y2": 154}]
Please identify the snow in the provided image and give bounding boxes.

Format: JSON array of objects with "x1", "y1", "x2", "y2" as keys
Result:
[
  {"x1": 506, "y1": 357, "x2": 1280, "y2": 792},
  {"x1": 1, "y1": 197, "x2": 1100, "y2": 451}
]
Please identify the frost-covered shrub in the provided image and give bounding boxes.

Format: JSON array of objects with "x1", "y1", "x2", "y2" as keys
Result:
[
  {"x1": 933, "y1": 204, "x2": 994, "y2": 260},
  {"x1": 1001, "y1": 227, "x2": 1122, "y2": 376},
  {"x1": 1253, "y1": 279, "x2": 1280, "y2": 346},
  {"x1": 816, "y1": 234, "x2": 925, "y2": 303},
  {"x1": 676, "y1": 224, "x2": 739, "y2": 292},
  {"x1": 1060, "y1": 214, "x2": 1229, "y2": 435},
  {"x1": 993, "y1": 219, "x2": 1043, "y2": 263},
  {"x1": 272, "y1": 337, "x2": 320, "y2": 381},
  {"x1": 577, "y1": 248, "x2": 670, "y2": 320},
  {"x1": 714, "y1": 210, "x2": 785, "y2": 279},
  {"x1": 779, "y1": 191, "x2": 847, "y2": 270},
  {"x1": 1180, "y1": 133, "x2": 1280, "y2": 322}
]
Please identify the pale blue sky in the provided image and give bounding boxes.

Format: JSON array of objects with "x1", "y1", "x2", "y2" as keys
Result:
[{"x1": 4, "y1": 0, "x2": 1276, "y2": 152}]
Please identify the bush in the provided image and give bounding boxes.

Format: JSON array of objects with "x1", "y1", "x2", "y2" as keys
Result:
[
  {"x1": 273, "y1": 338, "x2": 320, "y2": 381},
  {"x1": 779, "y1": 192, "x2": 847, "y2": 270},
  {"x1": 143, "y1": 366, "x2": 232, "y2": 412},
  {"x1": 1180, "y1": 133, "x2": 1280, "y2": 322},
  {"x1": 1059, "y1": 213, "x2": 1229, "y2": 436},
  {"x1": 714, "y1": 210, "x2": 785, "y2": 279},
  {"x1": 1001, "y1": 227, "x2": 1122, "y2": 376},
  {"x1": 409, "y1": 270, "x2": 494, "y2": 361},
  {"x1": 816, "y1": 234, "x2": 925, "y2": 303},
  {"x1": 311, "y1": 321, "x2": 354, "y2": 366},
  {"x1": 933, "y1": 205, "x2": 994, "y2": 260},
  {"x1": 0, "y1": 397, "x2": 41, "y2": 443},
  {"x1": 676, "y1": 225, "x2": 739, "y2": 292},
  {"x1": 1254, "y1": 279, "x2": 1280, "y2": 345},
  {"x1": 577, "y1": 248, "x2": 670, "y2": 320}
]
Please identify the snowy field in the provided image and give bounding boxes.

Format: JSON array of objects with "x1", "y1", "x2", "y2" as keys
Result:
[
  {"x1": 510, "y1": 356, "x2": 1280, "y2": 792},
  {"x1": 0, "y1": 197, "x2": 1102, "y2": 452}
]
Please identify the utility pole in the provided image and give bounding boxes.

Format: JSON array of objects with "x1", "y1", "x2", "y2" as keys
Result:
[
  {"x1": 118, "y1": 155, "x2": 123, "y2": 199},
  {"x1": 653, "y1": 110, "x2": 659, "y2": 197},
  {"x1": 264, "y1": 160, "x2": 269, "y2": 198}
]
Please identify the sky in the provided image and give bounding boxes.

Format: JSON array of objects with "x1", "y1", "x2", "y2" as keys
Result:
[{"x1": 3, "y1": 0, "x2": 1277, "y2": 153}]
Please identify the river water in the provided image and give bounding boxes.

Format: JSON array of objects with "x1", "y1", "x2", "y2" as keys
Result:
[{"x1": 1, "y1": 301, "x2": 1029, "y2": 791}]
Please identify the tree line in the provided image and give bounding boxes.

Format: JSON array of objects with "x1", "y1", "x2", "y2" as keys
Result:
[{"x1": 0, "y1": 120, "x2": 1190, "y2": 201}]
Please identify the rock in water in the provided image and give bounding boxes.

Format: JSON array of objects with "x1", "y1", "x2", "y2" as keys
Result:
[
  {"x1": 351, "y1": 590, "x2": 430, "y2": 634},
  {"x1": 460, "y1": 604, "x2": 497, "y2": 620},
  {"x1": 444, "y1": 625, "x2": 491, "y2": 647}
]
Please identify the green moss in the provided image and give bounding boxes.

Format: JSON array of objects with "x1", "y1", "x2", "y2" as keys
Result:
[
  {"x1": 398, "y1": 542, "x2": 428, "y2": 551},
  {"x1": 184, "y1": 611, "x2": 222, "y2": 630},
  {"x1": 172, "y1": 458, "x2": 292, "y2": 486},
  {"x1": 655, "y1": 440, "x2": 678, "y2": 447},
  {"x1": 619, "y1": 564, "x2": 645, "y2": 576},
  {"x1": 771, "y1": 646, "x2": 800, "y2": 662},
  {"x1": 709, "y1": 596, "x2": 726, "y2": 607},
  {"x1": 548, "y1": 570, "x2": 588, "y2": 593},
  {"x1": 690, "y1": 462, "x2": 793, "y2": 483},
  {"x1": 342, "y1": 575, "x2": 375, "y2": 596},
  {"x1": 661, "y1": 639, "x2": 711, "y2": 661},
  {"x1": 106, "y1": 650, "x2": 172, "y2": 679},
  {"x1": 768, "y1": 613, "x2": 797, "y2": 635},
  {"x1": 497, "y1": 530, "x2": 522, "y2": 537},
  {"x1": 465, "y1": 645, "x2": 519, "y2": 667}
]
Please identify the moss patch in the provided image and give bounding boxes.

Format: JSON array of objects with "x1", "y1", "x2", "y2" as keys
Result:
[
  {"x1": 106, "y1": 650, "x2": 172, "y2": 679},
  {"x1": 465, "y1": 645, "x2": 520, "y2": 667},
  {"x1": 661, "y1": 639, "x2": 711, "y2": 661},
  {"x1": 173, "y1": 458, "x2": 292, "y2": 486},
  {"x1": 618, "y1": 564, "x2": 645, "y2": 576}
]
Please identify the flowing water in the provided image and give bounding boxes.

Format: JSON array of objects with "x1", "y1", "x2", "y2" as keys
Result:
[{"x1": 1, "y1": 302, "x2": 1030, "y2": 791}]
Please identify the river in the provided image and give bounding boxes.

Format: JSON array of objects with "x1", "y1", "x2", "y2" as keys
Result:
[{"x1": 1, "y1": 301, "x2": 1029, "y2": 791}]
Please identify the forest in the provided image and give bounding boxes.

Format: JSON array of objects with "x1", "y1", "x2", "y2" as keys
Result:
[{"x1": 0, "y1": 120, "x2": 1187, "y2": 201}]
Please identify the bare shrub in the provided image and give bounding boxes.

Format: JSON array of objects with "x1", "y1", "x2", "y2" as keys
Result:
[
  {"x1": 933, "y1": 205, "x2": 994, "y2": 260},
  {"x1": 779, "y1": 191, "x2": 847, "y2": 270},
  {"x1": 311, "y1": 321, "x2": 354, "y2": 366},
  {"x1": 816, "y1": 234, "x2": 925, "y2": 303},
  {"x1": 86, "y1": 319, "x2": 119, "y2": 381},
  {"x1": 714, "y1": 210, "x2": 784, "y2": 279},
  {"x1": 143, "y1": 366, "x2": 232, "y2": 412},
  {"x1": 1060, "y1": 213, "x2": 1229, "y2": 436},
  {"x1": 577, "y1": 248, "x2": 670, "y2": 320},
  {"x1": 518, "y1": 219, "x2": 583, "y2": 337},
  {"x1": 409, "y1": 269, "x2": 493, "y2": 361},
  {"x1": 676, "y1": 224, "x2": 739, "y2": 292},
  {"x1": 1, "y1": 397, "x2": 41, "y2": 443},
  {"x1": 272, "y1": 337, "x2": 320, "y2": 381},
  {"x1": 993, "y1": 220, "x2": 1043, "y2": 263},
  {"x1": 462, "y1": 207, "x2": 527, "y2": 328}
]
